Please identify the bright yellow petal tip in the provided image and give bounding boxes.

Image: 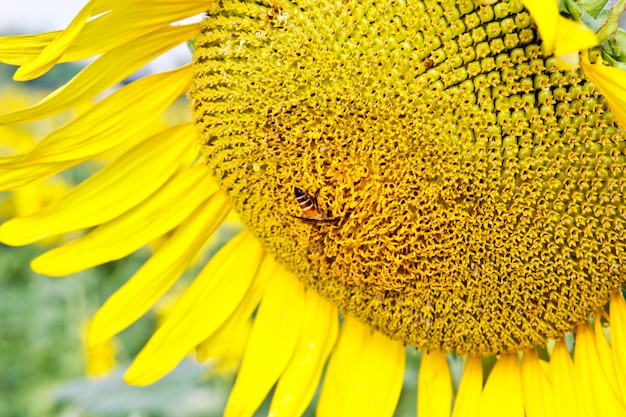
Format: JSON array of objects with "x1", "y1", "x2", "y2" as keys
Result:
[{"x1": 12, "y1": 0, "x2": 96, "y2": 81}]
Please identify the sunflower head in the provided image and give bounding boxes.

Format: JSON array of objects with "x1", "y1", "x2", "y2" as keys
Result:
[
  {"x1": 4, "y1": 0, "x2": 626, "y2": 414},
  {"x1": 191, "y1": 0, "x2": 626, "y2": 355}
]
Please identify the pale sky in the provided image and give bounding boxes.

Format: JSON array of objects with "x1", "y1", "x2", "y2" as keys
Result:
[
  {"x1": 0, "y1": 0, "x2": 87, "y2": 32},
  {"x1": 0, "y1": 0, "x2": 196, "y2": 72}
]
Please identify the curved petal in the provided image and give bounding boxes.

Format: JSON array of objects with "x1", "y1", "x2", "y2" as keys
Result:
[
  {"x1": 581, "y1": 55, "x2": 626, "y2": 130},
  {"x1": 0, "y1": 123, "x2": 196, "y2": 245},
  {"x1": 317, "y1": 317, "x2": 405, "y2": 417},
  {"x1": 60, "y1": 0, "x2": 209, "y2": 66},
  {"x1": 0, "y1": 68, "x2": 191, "y2": 192},
  {"x1": 477, "y1": 354, "x2": 524, "y2": 417},
  {"x1": 611, "y1": 291, "x2": 626, "y2": 405},
  {"x1": 521, "y1": 0, "x2": 559, "y2": 54},
  {"x1": 12, "y1": 0, "x2": 110, "y2": 80},
  {"x1": 2, "y1": 66, "x2": 191, "y2": 166},
  {"x1": 417, "y1": 351, "x2": 453, "y2": 417},
  {"x1": 575, "y1": 323, "x2": 626, "y2": 416},
  {"x1": 521, "y1": 349, "x2": 555, "y2": 417},
  {"x1": 124, "y1": 231, "x2": 263, "y2": 385},
  {"x1": 0, "y1": 32, "x2": 60, "y2": 66},
  {"x1": 451, "y1": 355, "x2": 483, "y2": 417},
  {"x1": 593, "y1": 316, "x2": 622, "y2": 402},
  {"x1": 269, "y1": 289, "x2": 339, "y2": 417},
  {"x1": 89, "y1": 190, "x2": 230, "y2": 345},
  {"x1": 0, "y1": 160, "x2": 85, "y2": 193},
  {"x1": 0, "y1": 24, "x2": 199, "y2": 125},
  {"x1": 196, "y1": 252, "x2": 274, "y2": 363},
  {"x1": 549, "y1": 340, "x2": 579, "y2": 417},
  {"x1": 31, "y1": 165, "x2": 215, "y2": 276},
  {"x1": 0, "y1": 1, "x2": 208, "y2": 67},
  {"x1": 224, "y1": 268, "x2": 305, "y2": 417}
]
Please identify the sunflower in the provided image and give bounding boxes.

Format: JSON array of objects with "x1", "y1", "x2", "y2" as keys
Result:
[{"x1": 2, "y1": 0, "x2": 626, "y2": 415}]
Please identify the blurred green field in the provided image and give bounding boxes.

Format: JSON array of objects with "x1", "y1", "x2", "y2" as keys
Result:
[{"x1": 0, "y1": 235, "x2": 247, "y2": 417}]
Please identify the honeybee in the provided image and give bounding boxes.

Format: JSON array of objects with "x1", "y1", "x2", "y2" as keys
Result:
[{"x1": 292, "y1": 187, "x2": 339, "y2": 225}]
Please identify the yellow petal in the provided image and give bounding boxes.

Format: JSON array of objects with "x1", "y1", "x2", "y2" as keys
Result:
[
  {"x1": 198, "y1": 316, "x2": 252, "y2": 376},
  {"x1": 611, "y1": 291, "x2": 626, "y2": 405},
  {"x1": 67, "y1": 0, "x2": 210, "y2": 61},
  {"x1": 417, "y1": 351, "x2": 453, "y2": 417},
  {"x1": 451, "y1": 355, "x2": 483, "y2": 417},
  {"x1": 124, "y1": 231, "x2": 263, "y2": 385},
  {"x1": 555, "y1": 51, "x2": 581, "y2": 71},
  {"x1": 553, "y1": 17, "x2": 598, "y2": 70},
  {"x1": 553, "y1": 17, "x2": 598, "y2": 56},
  {"x1": 0, "y1": 1, "x2": 207, "y2": 67},
  {"x1": 574, "y1": 323, "x2": 626, "y2": 416},
  {"x1": 224, "y1": 268, "x2": 305, "y2": 417},
  {"x1": 88, "y1": 190, "x2": 230, "y2": 345},
  {"x1": 0, "y1": 67, "x2": 190, "y2": 192},
  {"x1": 521, "y1": 0, "x2": 559, "y2": 55},
  {"x1": 31, "y1": 165, "x2": 215, "y2": 276},
  {"x1": 0, "y1": 32, "x2": 60, "y2": 66},
  {"x1": 0, "y1": 123, "x2": 195, "y2": 246},
  {"x1": 521, "y1": 350, "x2": 555, "y2": 417},
  {"x1": 196, "y1": 253, "x2": 275, "y2": 363},
  {"x1": 269, "y1": 289, "x2": 339, "y2": 417},
  {"x1": 477, "y1": 353, "x2": 524, "y2": 417},
  {"x1": 5, "y1": 66, "x2": 192, "y2": 166},
  {"x1": 84, "y1": 335, "x2": 118, "y2": 378},
  {"x1": 0, "y1": 24, "x2": 199, "y2": 125},
  {"x1": 7, "y1": 179, "x2": 70, "y2": 218},
  {"x1": 317, "y1": 316, "x2": 405, "y2": 417},
  {"x1": 549, "y1": 340, "x2": 579, "y2": 417},
  {"x1": 594, "y1": 316, "x2": 622, "y2": 402},
  {"x1": 581, "y1": 55, "x2": 626, "y2": 130},
  {"x1": 13, "y1": 0, "x2": 102, "y2": 81},
  {"x1": 0, "y1": 160, "x2": 84, "y2": 192}
]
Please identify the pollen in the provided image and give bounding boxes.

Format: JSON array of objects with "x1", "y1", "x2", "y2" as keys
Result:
[{"x1": 190, "y1": 0, "x2": 626, "y2": 355}]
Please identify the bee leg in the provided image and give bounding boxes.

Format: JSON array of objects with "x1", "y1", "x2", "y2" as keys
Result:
[
  {"x1": 289, "y1": 214, "x2": 338, "y2": 225},
  {"x1": 312, "y1": 189, "x2": 321, "y2": 210}
]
